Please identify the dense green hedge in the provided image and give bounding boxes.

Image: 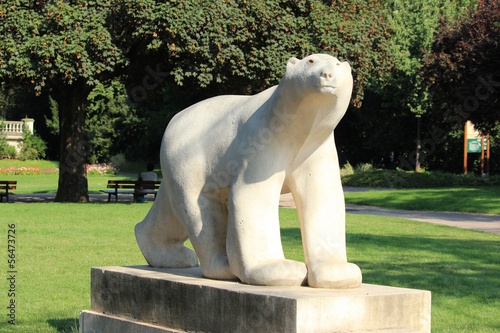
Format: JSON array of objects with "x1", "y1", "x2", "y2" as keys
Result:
[{"x1": 342, "y1": 170, "x2": 500, "y2": 188}]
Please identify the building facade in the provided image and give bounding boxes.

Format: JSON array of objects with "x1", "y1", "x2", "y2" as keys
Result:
[{"x1": 1, "y1": 119, "x2": 35, "y2": 153}]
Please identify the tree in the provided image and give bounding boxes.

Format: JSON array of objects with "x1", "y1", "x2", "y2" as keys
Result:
[
  {"x1": 1, "y1": 0, "x2": 393, "y2": 201},
  {"x1": 0, "y1": 1, "x2": 128, "y2": 201},
  {"x1": 335, "y1": 0, "x2": 477, "y2": 171},
  {"x1": 0, "y1": 83, "x2": 16, "y2": 119},
  {"x1": 355, "y1": 0, "x2": 476, "y2": 171},
  {"x1": 422, "y1": 0, "x2": 500, "y2": 136}
]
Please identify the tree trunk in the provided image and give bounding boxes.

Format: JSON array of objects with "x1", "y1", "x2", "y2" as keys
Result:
[
  {"x1": 415, "y1": 117, "x2": 421, "y2": 172},
  {"x1": 54, "y1": 81, "x2": 91, "y2": 202}
]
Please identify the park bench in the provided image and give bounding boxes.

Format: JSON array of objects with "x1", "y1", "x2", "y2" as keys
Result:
[
  {"x1": 100, "y1": 180, "x2": 161, "y2": 202},
  {"x1": 0, "y1": 181, "x2": 17, "y2": 203}
]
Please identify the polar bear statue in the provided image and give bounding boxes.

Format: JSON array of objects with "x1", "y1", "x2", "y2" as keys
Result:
[{"x1": 135, "y1": 54, "x2": 362, "y2": 289}]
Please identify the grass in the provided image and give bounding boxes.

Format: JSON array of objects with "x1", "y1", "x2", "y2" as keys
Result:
[
  {"x1": 0, "y1": 159, "x2": 59, "y2": 169},
  {"x1": 341, "y1": 209, "x2": 500, "y2": 333},
  {"x1": 0, "y1": 204, "x2": 498, "y2": 332},
  {"x1": 0, "y1": 174, "x2": 137, "y2": 195},
  {"x1": 1, "y1": 203, "x2": 150, "y2": 333},
  {"x1": 344, "y1": 187, "x2": 500, "y2": 215},
  {"x1": 0, "y1": 159, "x2": 161, "y2": 194}
]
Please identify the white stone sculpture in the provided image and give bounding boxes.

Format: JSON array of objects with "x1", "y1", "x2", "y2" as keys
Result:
[{"x1": 135, "y1": 54, "x2": 362, "y2": 289}]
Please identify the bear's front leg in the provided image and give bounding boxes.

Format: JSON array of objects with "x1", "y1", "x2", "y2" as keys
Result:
[
  {"x1": 288, "y1": 134, "x2": 362, "y2": 289},
  {"x1": 226, "y1": 174, "x2": 307, "y2": 286}
]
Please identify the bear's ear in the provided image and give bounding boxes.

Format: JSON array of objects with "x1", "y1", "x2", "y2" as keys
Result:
[{"x1": 286, "y1": 57, "x2": 299, "y2": 72}]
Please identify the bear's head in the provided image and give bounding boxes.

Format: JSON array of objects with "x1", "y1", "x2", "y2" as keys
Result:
[{"x1": 282, "y1": 54, "x2": 353, "y2": 108}]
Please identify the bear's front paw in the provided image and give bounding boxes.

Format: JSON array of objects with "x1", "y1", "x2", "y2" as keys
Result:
[{"x1": 308, "y1": 261, "x2": 362, "y2": 289}]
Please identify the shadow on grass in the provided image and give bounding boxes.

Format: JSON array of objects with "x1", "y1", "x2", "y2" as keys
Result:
[
  {"x1": 89, "y1": 202, "x2": 138, "y2": 205},
  {"x1": 281, "y1": 226, "x2": 499, "y2": 301},
  {"x1": 348, "y1": 232, "x2": 500, "y2": 300},
  {"x1": 280, "y1": 227, "x2": 303, "y2": 242},
  {"x1": 47, "y1": 318, "x2": 79, "y2": 332}
]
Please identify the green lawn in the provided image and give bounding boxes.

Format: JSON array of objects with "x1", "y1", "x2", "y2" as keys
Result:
[
  {"x1": 0, "y1": 173, "x2": 136, "y2": 194},
  {"x1": 0, "y1": 159, "x2": 162, "y2": 195},
  {"x1": 345, "y1": 187, "x2": 500, "y2": 215},
  {"x1": 0, "y1": 159, "x2": 59, "y2": 169},
  {"x1": 0, "y1": 205, "x2": 498, "y2": 332}
]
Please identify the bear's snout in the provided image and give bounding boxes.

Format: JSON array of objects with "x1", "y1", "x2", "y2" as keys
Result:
[
  {"x1": 320, "y1": 59, "x2": 344, "y2": 77},
  {"x1": 320, "y1": 61, "x2": 339, "y2": 79},
  {"x1": 321, "y1": 71, "x2": 333, "y2": 79},
  {"x1": 317, "y1": 62, "x2": 340, "y2": 88}
]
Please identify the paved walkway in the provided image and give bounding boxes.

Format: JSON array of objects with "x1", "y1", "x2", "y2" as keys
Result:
[
  {"x1": 279, "y1": 191, "x2": 500, "y2": 235},
  {"x1": 7, "y1": 189, "x2": 500, "y2": 235},
  {"x1": 345, "y1": 204, "x2": 500, "y2": 234}
]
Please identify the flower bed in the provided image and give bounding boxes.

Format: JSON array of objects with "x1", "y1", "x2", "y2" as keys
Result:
[
  {"x1": 87, "y1": 164, "x2": 118, "y2": 175},
  {"x1": 0, "y1": 167, "x2": 40, "y2": 175}
]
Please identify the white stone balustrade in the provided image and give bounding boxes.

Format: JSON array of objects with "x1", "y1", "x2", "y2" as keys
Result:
[
  {"x1": 1, "y1": 119, "x2": 34, "y2": 134},
  {"x1": 2, "y1": 121, "x2": 24, "y2": 133},
  {"x1": 1, "y1": 119, "x2": 35, "y2": 152}
]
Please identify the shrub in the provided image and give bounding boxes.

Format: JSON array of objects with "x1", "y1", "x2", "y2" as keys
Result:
[
  {"x1": 340, "y1": 162, "x2": 354, "y2": 176},
  {"x1": 0, "y1": 143, "x2": 17, "y2": 159},
  {"x1": 0, "y1": 129, "x2": 18, "y2": 159},
  {"x1": 489, "y1": 175, "x2": 500, "y2": 186},
  {"x1": 342, "y1": 169, "x2": 497, "y2": 188},
  {"x1": 109, "y1": 153, "x2": 127, "y2": 168},
  {"x1": 18, "y1": 131, "x2": 47, "y2": 160},
  {"x1": 355, "y1": 163, "x2": 374, "y2": 173}
]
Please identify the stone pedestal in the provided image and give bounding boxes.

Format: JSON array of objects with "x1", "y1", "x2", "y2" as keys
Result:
[{"x1": 80, "y1": 266, "x2": 431, "y2": 333}]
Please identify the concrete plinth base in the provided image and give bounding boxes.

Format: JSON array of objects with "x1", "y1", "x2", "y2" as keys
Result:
[{"x1": 80, "y1": 266, "x2": 431, "y2": 333}]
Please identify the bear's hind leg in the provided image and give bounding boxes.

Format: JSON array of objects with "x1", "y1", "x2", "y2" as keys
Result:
[
  {"x1": 174, "y1": 191, "x2": 238, "y2": 281},
  {"x1": 135, "y1": 183, "x2": 198, "y2": 268}
]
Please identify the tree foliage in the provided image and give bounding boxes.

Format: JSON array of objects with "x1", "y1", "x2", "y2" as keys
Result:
[
  {"x1": 336, "y1": 0, "x2": 478, "y2": 171},
  {"x1": 0, "y1": 83, "x2": 16, "y2": 119},
  {"x1": 116, "y1": 0, "x2": 393, "y2": 105},
  {"x1": 422, "y1": 0, "x2": 500, "y2": 135},
  {"x1": 382, "y1": 0, "x2": 475, "y2": 116},
  {"x1": 0, "y1": 0, "x2": 131, "y2": 201},
  {"x1": 0, "y1": 1, "x2": 127, "y2": 92},
  {"x1": 84, "y1": 81, "x2": 137, "y2": 163}
]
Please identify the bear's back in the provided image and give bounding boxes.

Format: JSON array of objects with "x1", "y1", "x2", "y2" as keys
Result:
[{"x1": 161, "y1": 86, "x2": 278, "y2": 178}]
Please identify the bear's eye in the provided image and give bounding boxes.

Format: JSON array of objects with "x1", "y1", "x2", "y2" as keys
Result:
[{"x1": 308, "y1": 59, "x2": 314, "y2": 64}]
